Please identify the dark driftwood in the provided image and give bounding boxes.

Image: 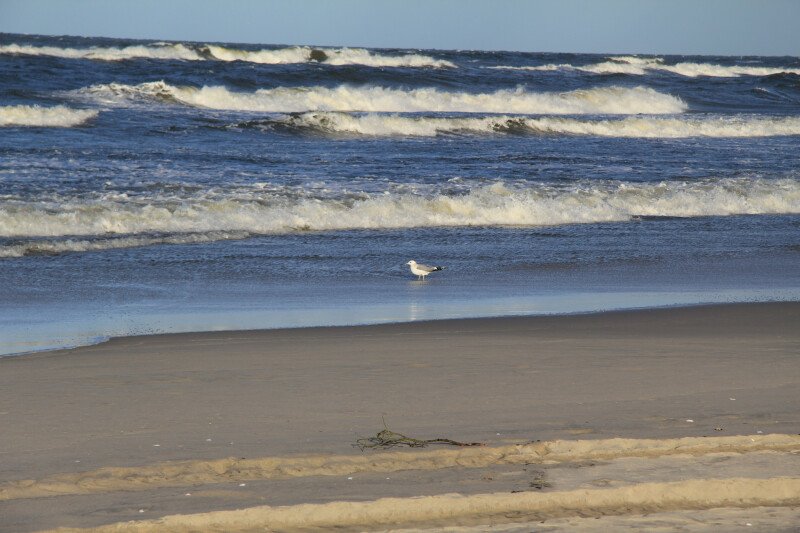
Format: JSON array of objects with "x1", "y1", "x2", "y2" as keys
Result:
[{"x1": 355, "y1": 426, "x2": 484, "y2": 451}]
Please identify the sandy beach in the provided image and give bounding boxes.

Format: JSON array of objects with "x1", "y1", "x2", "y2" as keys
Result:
[
  {"x1": 1, "y1": 301, "x2": 799, "y2": 531},
  {"x1": 5, "y1": 3, "x2": 800, "y2": 531}
]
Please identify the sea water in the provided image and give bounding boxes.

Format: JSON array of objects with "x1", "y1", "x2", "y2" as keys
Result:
[{"x1": 1, "y1": 34, "x2": 799, "y2": 354}]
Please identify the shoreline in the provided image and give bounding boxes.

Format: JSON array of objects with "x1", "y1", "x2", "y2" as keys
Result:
[
  {"x1": 5, "y1": 295, "x2": 800, "y2": 359},
  {"x1": 2, "y1": 300, "x2": 798, "y2": 531}
]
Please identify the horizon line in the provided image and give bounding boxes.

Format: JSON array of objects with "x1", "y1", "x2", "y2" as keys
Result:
[{"x1": 2, "y1": 31, "x2": 798, "y2": 59}]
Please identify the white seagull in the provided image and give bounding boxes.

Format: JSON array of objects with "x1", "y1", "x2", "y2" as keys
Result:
[{"x1": 406, "y1": 260, "x2": 444, "y2": 280}]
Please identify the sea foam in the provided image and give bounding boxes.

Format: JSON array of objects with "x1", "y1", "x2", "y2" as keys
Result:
[
  {"x1": 0, "y1": 105, "x2": 99, "y2": 127},
  {"x1": 201, "y1": 45, "x2": 454, "y2": 67},
  {"x1": 0, "y1": 43, "x2": 203, "y2": 61},
  {"x1": 0, "y1": 232, "x2": 250, "y2": 258},
  {"x1": 492, "y1": 56, "x2": 800, "y2": 78},
  {"x1": 253, "y1": 112, "x2": 800, "y2": 137},
  {"x1": 80, "y1": 82, "x2": 688, "y2": 114},
  {"x1": 0, "y1": 42, "x2": 453, "y2": 68},
  {"x1": 2, "y1": 178, "x2": 797, "y2": 255}
]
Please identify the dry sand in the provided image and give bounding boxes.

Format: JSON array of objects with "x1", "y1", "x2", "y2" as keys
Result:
[{"x1": 1, "y1": 302, "x2": 798, "y2": 531}]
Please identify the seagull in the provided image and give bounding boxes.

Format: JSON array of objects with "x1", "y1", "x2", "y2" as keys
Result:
[{"x1": 406, "y1": 260, "x2": 444, "y2": 281}]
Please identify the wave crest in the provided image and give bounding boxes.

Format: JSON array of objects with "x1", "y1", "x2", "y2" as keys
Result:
[
  {"x1": 492, "y1": 56, "x2": 800, "y2": 78},
  {"x1": 1, "y1": 178, "x2": 797, "y2": 255},
  {"x1": 201, "y1": 44, "x2": 454, "y2": 68},
  {"x1": 0, "y1": 42, "x2": 453, "y2": 68},
  {"x1": 248, "y1": 112, "x2": 800, "y2": 138},
  {"x1": 0, "y1": 232, "x2": 250, "y2": 258},
  {"x1": 79, "y1": 82, "x2": 688, "y2": 114},
  {"x1": 0, "y1": 42, "x2": 202, "y2": 61},
  {"x1": 608, "y1": 56, "x2": 800, "y2": 78},
  {"x1": 0, "y1": 105, "x2": 99, "y2": 127}
]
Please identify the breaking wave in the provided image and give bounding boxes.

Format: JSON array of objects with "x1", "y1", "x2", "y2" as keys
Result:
[
  {"x1": 241, "y1": 112, "x2": 800, "y2": 137},
  {"x1": 0, "y1": 231, "x2": 250, "y2": 258},
  {"x1": 79, "y1": 82, "x2": 688, "y2": 114},
  {"x1": 0, "y1": 42, "x2": 453, "y2": 68},
  {"x1": 0, "y1": 105, "x2": 99, "y2": 127},
  {"x1": 1, "y1": 178, "x2": 797, "y2": 255},
  {"x1": 200, "y1": 44, "x2": 454, "y2": 67},
  {"x1": 0, "y1": 42, "x2": 202, "y2": 61},
  {"x1": 492, "y1": 56, "x2": 800, "y2": 78}
]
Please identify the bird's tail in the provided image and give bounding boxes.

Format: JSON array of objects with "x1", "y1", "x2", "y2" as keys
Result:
[{"x1": 433, "y1": 266, "x2": 444, "y2": 271}]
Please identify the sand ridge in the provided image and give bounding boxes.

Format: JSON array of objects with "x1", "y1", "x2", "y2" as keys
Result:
[
  {"x1": 3, "y1": 433, "x2": 799, "y2": 501},
  {"x1": 43, "y1": 477, "x2": 800, "y2": 532}
]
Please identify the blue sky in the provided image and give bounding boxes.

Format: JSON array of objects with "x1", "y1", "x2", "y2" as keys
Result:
[{"x1": 1, "y1": 0, "x2": 798, "y2": 56}]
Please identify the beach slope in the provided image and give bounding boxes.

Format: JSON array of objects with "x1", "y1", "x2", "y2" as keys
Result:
[{"x1": 1, "y1": 302, "x2": 798, "y2": 531}]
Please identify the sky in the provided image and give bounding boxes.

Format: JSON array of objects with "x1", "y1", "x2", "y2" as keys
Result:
[{"x1": 1, "y1": 0, "x2": 798, "y2": 56}]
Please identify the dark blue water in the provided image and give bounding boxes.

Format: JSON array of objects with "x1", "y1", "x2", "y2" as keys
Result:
[{"x1": 1, "y1": 33, "x2": 799, "y2": 354}]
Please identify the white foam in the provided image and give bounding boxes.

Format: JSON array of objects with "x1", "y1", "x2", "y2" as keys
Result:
[
  {"x1": 607, "y1": 56, "x2": 800, "y2": 77},
  {"x1": 202, "y1": 45, "x2": 454, "y2": 68},
  {"x1": 0, "y1": 43, "x2": 203, "y2": 61},
  {"x1": 0, "y1": 42, "x2": 453, "y2": 68},
  {"x1": 491, "y1": 57, "x2": 800, "y2": 78},
  {"x1": 0, "y1": 232, "x2": 249, "y2": 258},
  {"x1": 1, "y1": 179, "x2": 797, "y2": 254},
  {"x1": 80, "y1": 82, "x2": 688, "y2": 114},
  {"x1": 0, "y1": 105, "x2": 99, "y2": 127},
  {"x1": 662, "y1": 62, "x2": 800, "y2": 78},
  {"x1": 488, "y1": 62, "x2": 649, "y2": 75},
  {"x1": 277, "y1": 112, "x2": 800, "y2": 137}
]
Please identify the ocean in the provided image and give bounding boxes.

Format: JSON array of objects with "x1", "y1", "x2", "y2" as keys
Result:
[{"x1": 1, "y1": 33, "x2": 799, "y2": 355}]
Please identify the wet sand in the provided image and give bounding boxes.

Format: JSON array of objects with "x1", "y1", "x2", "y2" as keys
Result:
[{"x1": 1, "y1": 302, "x2": 799, "y2": 531}]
